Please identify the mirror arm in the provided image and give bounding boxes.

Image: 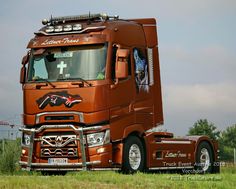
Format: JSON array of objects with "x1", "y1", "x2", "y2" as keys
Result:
[{"x1": 110, "y1": 78, "x2": 119, "y2": 89}]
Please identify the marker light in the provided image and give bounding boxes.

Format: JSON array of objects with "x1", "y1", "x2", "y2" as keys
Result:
[{"x1": 22, "y1": 149, "x2": 26, "y2": 155}]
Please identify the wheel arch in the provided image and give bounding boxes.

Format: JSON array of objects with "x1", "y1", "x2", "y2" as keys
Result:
[
  {"x1": 122, "y1": 124, "x2": 145, "y2": 140},
  {"x1": 184, "y1": 136, "x2": 217, "y2": 161},
  {"x1": 186, "y1": 136, "x2": 219, "y2": 173},
  {"x1": 122, "y1": 124, "x2": 146, "y2": 156},
  {"x1": 122, "y1": 124, "x2": 147, "y2": 171}
]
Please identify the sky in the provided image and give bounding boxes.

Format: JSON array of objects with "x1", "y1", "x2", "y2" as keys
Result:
[{"x1": 0, "y1": 0, "x2": 235, "y2": 136}]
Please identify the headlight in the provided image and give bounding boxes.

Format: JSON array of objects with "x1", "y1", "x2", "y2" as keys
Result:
[
  {"x1": 22, "y1": 133, "x2": 31, "y2": 146},
  {"x1": 86, "y1": 130, "x2": 110, "y2": 147}
]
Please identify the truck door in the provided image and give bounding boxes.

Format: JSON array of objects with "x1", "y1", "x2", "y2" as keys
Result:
[
  {"x1": 109, "y1": 45, "x2": 135, "y2": 140},
  {"x1": 132, "y1": 47, "x2": 154, "y2": 130}
]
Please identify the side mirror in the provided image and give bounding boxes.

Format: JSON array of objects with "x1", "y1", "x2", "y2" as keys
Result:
[
  {"x1": 115, "y1": 49, "x2": 129, "y2": 79},
  {"x1": 20, "y1": 54, "x2": 29, "y2": 84},
  {"x1": 22, "y1": 54, "x2": 29, "y2": 65},
  {"x1": 20, "y1": 67, "x2": 26, "y2": 84}
]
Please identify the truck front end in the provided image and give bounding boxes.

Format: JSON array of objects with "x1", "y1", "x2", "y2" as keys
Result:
[{"x1": 19, "y1": 14, "x2": 115, "y2": 172}]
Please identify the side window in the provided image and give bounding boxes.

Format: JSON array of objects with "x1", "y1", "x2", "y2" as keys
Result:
[
  {"x1": 133, "y1": 48, "x2": 149, "y2": 92},
  {"x1": 111, "y1": 45, "x2": 131, "y2": 81}
]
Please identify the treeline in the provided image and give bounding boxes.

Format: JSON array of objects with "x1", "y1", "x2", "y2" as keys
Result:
[{"x1": 188, "y1": 119, "x2": 236, "y2": 161}]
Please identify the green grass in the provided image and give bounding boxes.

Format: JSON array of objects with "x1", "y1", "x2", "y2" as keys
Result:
[{"x1": 0, "y1": 167, "x2": 235, "y2": 189}]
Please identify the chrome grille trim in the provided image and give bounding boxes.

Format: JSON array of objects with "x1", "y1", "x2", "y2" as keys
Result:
[
  {"x1": 40, "y1": 134, "x2": 78, "y2": 157},
  {"x1": 41, "y1": 135, "x2": 77, "y2": 148},
  {"x1": 35, "y1": 111, "x2": 84, "y2": 124},
  {"x1": 41, "y1": 148, "x2": 77, "y2": 157}
]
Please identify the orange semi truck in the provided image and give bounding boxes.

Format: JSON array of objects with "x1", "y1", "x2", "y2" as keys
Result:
[{"x1": 19, "y1": 13, "x2": 219, "y2": 174}]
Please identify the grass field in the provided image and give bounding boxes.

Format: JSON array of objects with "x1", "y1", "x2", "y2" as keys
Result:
[{"x1": 0, "y1": 167, "x2": 235, "y2": 189}]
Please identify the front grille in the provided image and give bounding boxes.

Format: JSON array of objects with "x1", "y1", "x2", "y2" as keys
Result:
[
  {"x1": 40, "y1": 134, "x2": 78, "y2": 157},
  {"x1": 41, "y1": 148, "x2": 77, "y2": 157}
]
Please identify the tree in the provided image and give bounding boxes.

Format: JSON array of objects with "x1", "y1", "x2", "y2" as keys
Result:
[
  {"x1": 221, "y1": 124, "x2": 236, "y2": 148},
  {"x1": 188, "y1": 119, "x2": 220, "y2": 140},
  {"x1": 219, "y1": 124, "x2": 236, "y2": 161}
]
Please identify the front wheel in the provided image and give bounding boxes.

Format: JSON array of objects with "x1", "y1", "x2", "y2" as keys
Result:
[
  {"x1": 195, "y1": 142, "x2": 213, "y2": 173},
  {"x1": 121, "y1": 136, "x2": 145, "y2": 174}
]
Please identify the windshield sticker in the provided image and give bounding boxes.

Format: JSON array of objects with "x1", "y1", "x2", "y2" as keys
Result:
[
  {"x1": 57, "y1": 61, "x2": 67, "y2": 74},
  {"x1": 54, "y1": 52, "x2": 73, "y2": 58},
  {"x1": 37, "y1": 91, "x2": 82, "y2": 109}
]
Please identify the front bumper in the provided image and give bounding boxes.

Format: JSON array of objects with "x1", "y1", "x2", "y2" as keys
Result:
[{"x1": 19, "y1": 124, "x2": 113, "y2": 171}]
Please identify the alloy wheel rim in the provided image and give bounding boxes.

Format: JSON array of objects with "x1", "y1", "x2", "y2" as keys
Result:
[
  {"x1": 129, "y1": 144, "x2": 141, "y2": 170},
  {"x1": 200, "y1": 148, "x2": 210, "y2": 171}
]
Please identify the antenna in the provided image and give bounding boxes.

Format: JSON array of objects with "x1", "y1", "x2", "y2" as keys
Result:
[{"x1": 87, "y1": 11, "x2": 91, "y2": 25}]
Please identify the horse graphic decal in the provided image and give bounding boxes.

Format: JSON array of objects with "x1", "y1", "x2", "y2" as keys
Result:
[{"x1": 37, "y1": 91, "x2": 82, "y2": 109}]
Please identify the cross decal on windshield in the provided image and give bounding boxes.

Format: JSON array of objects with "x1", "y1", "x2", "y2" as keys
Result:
[{"x1": 57, "y1": 61, "x2": 67, "y2": 74}]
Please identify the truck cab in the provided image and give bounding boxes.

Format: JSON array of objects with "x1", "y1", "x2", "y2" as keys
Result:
[{"x1": 19, "y1": 13, "x2": 219, "y2": 174}]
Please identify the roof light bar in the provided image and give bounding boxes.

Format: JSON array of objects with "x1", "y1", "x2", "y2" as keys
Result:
[
  {"x1": 37, "y1": 26, "x2": 106, "y2": 36},
  {"x1": 45, "y1": 24, "x2": 83, "y2": 33},
  {"x1": 42, "y1": 13, "x2": 119, "y2": 25}
]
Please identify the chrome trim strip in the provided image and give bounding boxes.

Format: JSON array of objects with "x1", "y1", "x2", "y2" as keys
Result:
[
  {"x1": 35, "y1": 111, "x2": 84, "y2": 124},
  {"x1": 20, "y1": 124, "x2": 102, "y2": 133},
  {"x1": 41, "y1": 137, "x2": 76, "y2": 148},
  {"x1": 78, "y1": 128, "x2": 87, "y2": 170},
  {"x1": 157, "y1": 141, "x2": 192, "y2": 144},
  {"x1": 19, "y1": 160, "x2": 100, "y2": 167},
  {"x1": 149, "y1": 166, "x2": 194, "y2": 170},
  {"x1": 21, "y1": 167, "x2": 120, "y2": 171}
]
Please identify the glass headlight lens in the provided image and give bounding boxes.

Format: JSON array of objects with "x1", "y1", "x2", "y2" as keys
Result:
[
  {"x1": 23, "y1": 133, "x2": 31, "y2": 146},
  {"x1": 86, "y1": 130, "x2": 110, "y2": 147}
]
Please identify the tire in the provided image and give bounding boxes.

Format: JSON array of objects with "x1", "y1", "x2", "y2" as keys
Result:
[
  {"x1": 195, "y1": 142, "x2": 213, "y2": 173},
  {"x1": 121, "y1": 135, "x2": 145, "y2": 174}
]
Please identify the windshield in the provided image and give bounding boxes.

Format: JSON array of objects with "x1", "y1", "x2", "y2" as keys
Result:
[{"x1": 28, "y1": 44, "x2": 107, "y2": 82}]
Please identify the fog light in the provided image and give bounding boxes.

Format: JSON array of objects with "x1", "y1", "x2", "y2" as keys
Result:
[
  {"x1": 97, "y1": 147, "x2": 105, "y2": 154},
  {"x1": 22, "y1": 149, "x2": 26, "y2": 155}
]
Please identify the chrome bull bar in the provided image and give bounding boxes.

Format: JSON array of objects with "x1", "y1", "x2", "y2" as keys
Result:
[{"x1": 19, "y1": 124, "x2": 102, "y2": 171}]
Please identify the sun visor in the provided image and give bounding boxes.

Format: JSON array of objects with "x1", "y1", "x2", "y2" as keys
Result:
[{"x1": 27, "y1": 34, "x2": 106, "y2": 49}]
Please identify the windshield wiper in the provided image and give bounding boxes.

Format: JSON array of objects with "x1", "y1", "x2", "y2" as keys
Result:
[
  {"x1": 57, "y1": 77, "x2": 92, "y2": 87},
  {"x1": 34, "y1": 78, "x2": 56, "y2": 88}
]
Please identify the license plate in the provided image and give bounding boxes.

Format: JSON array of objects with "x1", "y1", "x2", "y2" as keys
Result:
[{"x1": 48, "y1": 158, "x2": 68, "y2": 164}]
